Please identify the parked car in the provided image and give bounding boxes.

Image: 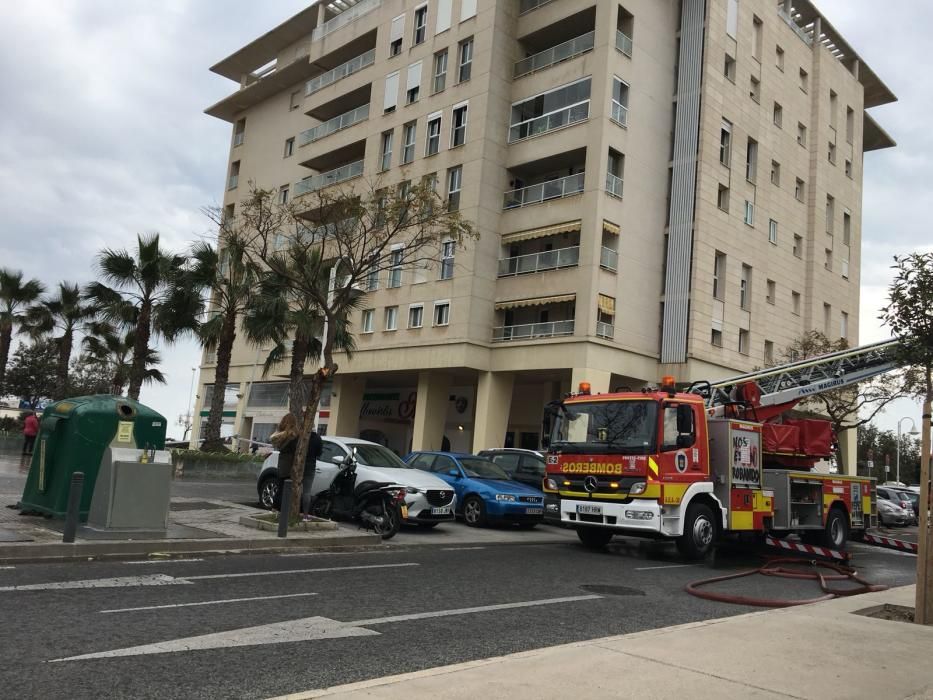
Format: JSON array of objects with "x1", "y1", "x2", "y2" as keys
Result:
[
  {"x1": 257, "y1": 437, "x2": 456, "y2": 527},
  {"x1": 405, "y1": 451, "x2": 544, "y2": 528},
  {"x1": 894, "y1": 489, "x2": 920, "y2": 522},
  {"x1": 476, "y1": 448, "x2": 546, "y2": 490},
  {"x1": 877, "y1": 498, "x2": 913, "y2": 527},
  {"x1": 877, "y1": 486, "x2": 916, "y2": 522}
]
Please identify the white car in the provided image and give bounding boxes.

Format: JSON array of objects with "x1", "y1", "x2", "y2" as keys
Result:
[{"x1": 257, "y1": 436, "x2": 456, "y2": 527}]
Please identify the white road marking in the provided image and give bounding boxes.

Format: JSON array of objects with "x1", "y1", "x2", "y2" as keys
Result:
[
  {"x1": 0, "y1": 574, "x2": 191, "y2": 592},
  {"x1": 634, "y1": 564, "x2": 698, "y2": 571},
  {"x1": 124, "y1": 558, "x2": 204, "y2": 565},
  {"x1": 53, "y1": 595, "x2": 602, "y2": 661},
  {"x1": 185, "y1": 562, "x2": 418, "y2": 581},
  {"x1": 100, "y1": 592, "x2": 319, "y2": 614},
  {"x1": 0, "y1": 566, "x2": 15, "y2": 570},
  {"x1": 441, "y1": 546, "x2": 486, "y2": 551}
]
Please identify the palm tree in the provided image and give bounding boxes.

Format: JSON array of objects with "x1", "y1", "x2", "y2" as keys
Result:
[
  {"x1": 0, "y1": 268, "x2": 45, "y2": 395},
  {"x1": 85, "y1": 233, "x2": 201, "y2": 401},
  {"x1": 25, "y1": 282, "x2": 100, "y2": 399},
  {"x1": 186, "y1": 235, "x2": 259, "y2": 451},
  {"x1": 83, "y1": 326, "x2": 166, "y2": 396}
]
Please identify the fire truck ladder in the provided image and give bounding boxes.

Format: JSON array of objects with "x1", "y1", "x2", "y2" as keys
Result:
[{"x1": 695, "y1": 339, "x2": 901, "y2": 417}]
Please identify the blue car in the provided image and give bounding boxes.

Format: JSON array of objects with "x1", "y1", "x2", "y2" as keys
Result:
[{"x1": 404, "y1": 451, "x2": 544, "y2": 528}]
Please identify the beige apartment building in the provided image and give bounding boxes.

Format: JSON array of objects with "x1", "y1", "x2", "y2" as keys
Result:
[{"x1": 192, "y1": 0, "x2": 894, "y2": 468}]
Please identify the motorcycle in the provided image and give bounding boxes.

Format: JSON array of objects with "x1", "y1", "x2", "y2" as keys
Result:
[{"x1": 310, "y1": 450, "x2": 406, "y2": 540}]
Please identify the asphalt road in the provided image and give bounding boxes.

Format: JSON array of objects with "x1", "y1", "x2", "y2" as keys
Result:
[{"x1": 0, "y1": 533, "x2": 918, "y2": 700}]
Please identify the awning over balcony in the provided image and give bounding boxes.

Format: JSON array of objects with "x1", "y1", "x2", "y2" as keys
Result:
[
  {"x1": 495, "y1": 294, "x2": 575, "y2": 310},
  {"x1": 597, "y1": 294, "x2": 616, "y2": 314},
  {"x1": 502, "y1": 220, "x2": 581, "y2": 243},
  {"x1": 602, "y1": 219, "x2": 620, "y2": 235}
]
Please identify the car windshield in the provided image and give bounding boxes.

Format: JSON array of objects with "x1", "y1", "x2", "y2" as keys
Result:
[
  {"x1": 551, "y1": 400, "x2": 658, "y2": 454},
  {"x1": 352, "y1": 444, "x2": 410, "y2": 469},
  {"x1": 899, "y1": 491, "x2": 918, "y2": 503},
  {"x1": 458, "y1": 457, "x2": 510, "y2": 480}
]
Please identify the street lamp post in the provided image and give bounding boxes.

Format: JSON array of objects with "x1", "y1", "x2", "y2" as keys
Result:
[{"x1": 896, "y1": 416, "x2": 920, "y2": 485}]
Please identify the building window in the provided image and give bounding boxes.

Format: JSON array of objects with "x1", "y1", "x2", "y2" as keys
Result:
[
  {"x1": 390, "y1": 14, "x2": 404, "y2": 56},
  {"x1": 290, "y1": 91, "x2": 301, "y2": 110},
  {"x1": 385, "y1": 306, "x2": 398, "y2": 331},
  {"x1": 724, "y1": 54, "x2": 736, "y2": 82},
  {"x1": 793, "y1": 234, "x2": 803, "y2": 259},
  {"x1": 749, "y1": 75, "x2": 760, "y2": 103},
  {"x1": 764, "y1": 340, "x2": 774, "y2": 364},
  {"x1": 726, "y1": 0, "x2": 738, "y2": 37},
  {"x1": 510, "y1": 78, "x2": 591, "y2": 142},
  {"x1": 380, "y1": 130, "x2": 393, "y2": 171},
  {"x1": 413, "y1": 5, "x2": 428, "y2": 45},
  {"x1": 795, "y1": 178, "x2": 805, "y2": 202},
  {"x1": 611, "y1": 77, "x2": 629, "y2": 126},
  {"x1": 447, "y1": 165, "x2": 462, "y2": 211},
  {"x1": 826, "y1": 195, "x2": 835, "y2": 234},
  {"x1": 402, "y1": 122, "x2": 416, "y2": 164},
  {"x1": 829, "y1": 89, "x2": 838, "y2": 127},
  {"x1": 824, "y1": 248, "x2": 833, "y2": 272},
  {"x1": 792, "y1": 291, "x2": 801, "y2": 315},
  {"x1": 738, "y1": 329, "x2": 750, "y2": 355},
  {"x1": 711, "y1": 329, "x2": 723, "y2": 347},
  {"x1": 752, "y1": 15, "x2": 763, "y2": 60},
  {"x1": 828, "y1": 140, "x2": 836, "y2": 164},
  {"x1": 768, "y1": 219, "x2": 777, "y2": 244},
  {"x1": 717, "y1": 184, "x2": 730, "y2": 212},
  {"x1": 433, "y1": 49, "x2": 448, "y2": 93},
  {"x1": 745, "y1": 137, "x2": 758, "y2": 182},
  {"x1": 228, "y1": 160, "x2": 240, "y2": 190},
  {"x1": 799, "y1": 67, "x2": 809, "y2": 93},
  {"x1": 744, "y1": 200, "x2": 754, "y2": 226},
  {"x1": 740, "y1": 264, "x2": 751, "y2": 310},
  {"x1": 773, "y1": 102, "x2": 783, "y2": 128},
  {"x1": 361, "y1": 309, "x2": 375, "y2": 333},
  {"x1": 224, "y1": 203, "x2": 235, "y2": 223},
  {"x1": 845, "y1": 159, "x2": 853, "y2": 178},
  {"x1": 384, "y1": 71, "x2": 399, "y2": 113},
  {"x1": 719, "y1": 119, "x2": 732, "y2": 166},
  {"x1": 823, "y1": 303, "x2": 831, "y2": 333},
  {"x1": 233, "y1": 119, "x2": 246, "y2": 147},
  {"x1": 766, "y1": 279, "x2": 776, "y2": 304},
  {"x1": 458, "y1": 37, "x2": 473, "y2": 83},
  {"x1": 451, "y1": 104, "x2": 468, "y2": 147},
  {"x1": 279, "y1": 185, "x2": 289, "y2": 205},
  {"x1": 284, "y1": 137, "x2": 295, "y2": 158},
  {"x1": 797, "y1": 122, "x2": 807, "y2": 147},
  {"x1": 440, "y1": 240, "x2": 455, "y2": 280},
  {"x1": 841, "y1": 311, "x2": 849, "y2": 340},
  {"x1": 398, "y1": 180, "x2": 412, "y2": 225},
  {"x1": 426, "y1": 114, "x2": 441, "y2": 155},
  {"x1": 771, "y1": 160, "x2": 781, "y2": 186},
  {"x1": 433, "y1": 301, "x2": 450, "y2": 326},
  {"x1": 387, "y1": 248, "x2": 404, "y2": 288},
  {"x1": 365, "y1": 260, "x2": 379, "y2": 292},
  {"x1": 713, "y1": 251, "x2": 726, "y2": 300},
  {"x1": 408, "y1": 304, "x2": 424, "y2": 329},
  {"x1": 843, "y1": 210, "x2": 851, "y2": 245},
  {"x1": 846, "y1": 106, "x2": 855, "y2": 144},
  {"x1": 775, "y1": 45, "x2": 784, "y2": 71}
]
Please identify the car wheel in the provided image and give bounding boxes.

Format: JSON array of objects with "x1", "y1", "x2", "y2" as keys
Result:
[
  {"x1": 576, "y1": 527, "x2": 613, "y2": 549},
  {"x1": 462, "y1": 496, "x2": 486, "y2": 527},
  {"x1": 258, "y1": 476, "x2": 281, "y2": 510},
  {"x1": 676, "y1": 503, "x2": 716, "y2": 560}
]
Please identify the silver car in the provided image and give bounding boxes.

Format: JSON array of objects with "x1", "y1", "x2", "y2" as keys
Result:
[{"x1": 877, "y1": 498, "x2": 912, "y2": 527}]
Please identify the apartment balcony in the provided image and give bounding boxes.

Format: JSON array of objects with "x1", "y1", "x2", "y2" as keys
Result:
[
  {"x1": 227, "y1": 174, "x2": 239, "y2": 191},
  {"x1": 299, "y1": 103, "x2": 369, "y2": 146},
  {"x1": 610, "y1": 100, "x2": 628, "y2": 127},
  {"x1": 615, "y1": 30, "x2": 633, "y2": 57},
  {"x1": 508, "y1": 101, "x2": 589, "y2": 144},
  {"x1": 493, "y1": 320, "x2": 575, "y2": 342},
  {"x1": 492, "y1": 294, "x2": 576, "y2": 342},
  {"x1": 600, "y1": 246, "x2": 618, "y2": 271},
  {"x1": 514, "y1": 31, "x2": 595, "y2": 79},
  {"x1": 518, "y1": 0, "x2": 556, "y2": 15},
  {"x1": 596, "y1": 321, "x2": 615, "y2": 339},
  {"x1": 503, "y1": 173, "x2": 584, "y2": 209},
  {"x1": 498, "y1": 246, "x2": 579, "y2": 277},
  {"x1": 605, "y1": 172, "x2": 623, "y2": 198},
  {"x1": 294, "y1": 160, "x2": 364, "y2": 197},
  {"x1": 306, "y1": 48, "x2": 375, "y2": 96},
  {"x1": 312, "y1": 0, "x2": 381, "y2": 41}
]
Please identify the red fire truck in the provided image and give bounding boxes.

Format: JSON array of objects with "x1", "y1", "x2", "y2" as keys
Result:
[{"x1": 542, "y1": 340, "x2": 900, "y2": 558}]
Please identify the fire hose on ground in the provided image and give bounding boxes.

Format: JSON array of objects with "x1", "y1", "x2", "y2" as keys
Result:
[{"x1": 685, "y1": 558, "x2": 888, "y2": 608}]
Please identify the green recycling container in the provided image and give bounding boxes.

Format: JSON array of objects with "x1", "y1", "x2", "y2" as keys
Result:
[{"x1": 18, "y1": 395, "x2": 167, "y2": 520}]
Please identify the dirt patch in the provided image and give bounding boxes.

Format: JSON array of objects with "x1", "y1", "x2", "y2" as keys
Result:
[{"x1": 853, "y1": 603, "x2": 915, "y2": 624}]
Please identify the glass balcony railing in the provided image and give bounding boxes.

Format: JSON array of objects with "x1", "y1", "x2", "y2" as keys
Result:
[
  {"x1": 600, "y1": 246, "x2": 618, "y2": 271},
  {"x1": 518, "y1": 0, "x2": 556, "y2": 15},
  {"x1": 606, "y1": 172, "x2": 624, "y2": 198},
  {"x1": 596, "y1": 321, "x2": 615, "y2": 339},
  {"x1": 503, "y1": 172, "x2": 585, "y2": 209},
  {"x1": 508, "y1": 101, "x2": 589, "y2": 143},
  {"x1": 611, "y1": 100, "x2": 628, "y2": 127},
  {"x1": 513, "y1": 31, "x2": 595, "y2": 78},
  {"x1": 306, "y1": 49, "x2": 376, "y2": 96},
  {"x1": 294, "y1": 160, "x2": 364, "y2": 196},
  {"x1": 615, "y1": 30, "x2": 633, "y2": 56},
  {"x1": 299, "y1": 104, "x2": 370, "y2": 146},
  {"x1": 497, "y1": 246, "x2": 579, "y2": 277},
  {"x1": 493, "y1": 320, "x2": 574, "y2": 342},
  {"x1": 312, "y1": 0, "x2": 381, "y2": 40}
]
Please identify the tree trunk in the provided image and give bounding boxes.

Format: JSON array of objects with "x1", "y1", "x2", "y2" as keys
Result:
[
  {"x1": 915, "y1": 368, "x2": 933, "y2": 624},
  {"x1": 201, "y1": 309, "x2": 238, "y2": 452},
  {"x1": 0, "y1": 324, "x2": 12, "y2": 395},
  {"x1": 288, "y1": 333, "x2": 310, "y2": 418},
  {"x1": 128, "y1": 301, "x2": 152, "y2": 401},
  {"x1": 55, "y1": 329, "x2": 73, "y2": 400},
  {"x1": 289, "y1": 368, "x2": 328, "y2": 518}
]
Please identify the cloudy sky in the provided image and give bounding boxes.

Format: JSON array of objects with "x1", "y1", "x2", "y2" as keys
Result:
[{"x1": 0, "y1": 1, "x2": 930, "y2": 439}]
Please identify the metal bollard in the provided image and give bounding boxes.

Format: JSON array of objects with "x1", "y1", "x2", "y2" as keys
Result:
[
  {"x1": 277, "y1": 479, "x2": 292, "y2": 538},
  {"x1": 62, "y1": 472, "x2": 84, "y2": 543}
]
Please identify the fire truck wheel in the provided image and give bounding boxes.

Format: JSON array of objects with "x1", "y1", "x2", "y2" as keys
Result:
[
  {"x1": 822, "y1": 508, "x2": 848, "y2": 549},
  {"x1": 576, "y1": 527, "x2": 614, "y2": 549},
  {"x1": 677, "y1": 503, "x2": 716, "y2": 560}
]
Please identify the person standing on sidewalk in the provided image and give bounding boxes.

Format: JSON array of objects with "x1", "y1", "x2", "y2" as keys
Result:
[
  {"x1": 269, "y1": 414, "x2": 300, "y2": 508},
  {"x1": 300, "y1": 429, "x2": 324, "y2": 521},
  {"x1": 22, "y1": 412, "x2": 39, "y2": 456}
]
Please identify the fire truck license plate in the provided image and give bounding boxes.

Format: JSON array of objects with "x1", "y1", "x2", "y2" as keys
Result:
[{"x1": 576, "y1": 504, "x2": 602, "y2": 516}]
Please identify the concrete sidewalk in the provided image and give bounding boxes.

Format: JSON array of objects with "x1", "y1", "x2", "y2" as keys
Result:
[{"x1": 276, "y1": 585, "x2": 933, "y2": 700}]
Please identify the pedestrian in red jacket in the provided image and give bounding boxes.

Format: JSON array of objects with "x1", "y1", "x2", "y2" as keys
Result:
[{"x1": 22, "y1": 412, "x2": 39, "y2": 456}]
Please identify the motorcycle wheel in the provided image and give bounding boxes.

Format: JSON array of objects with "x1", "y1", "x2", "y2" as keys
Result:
[{"x1": 366, "y1": 502, "x2": 401, "y2": 540}]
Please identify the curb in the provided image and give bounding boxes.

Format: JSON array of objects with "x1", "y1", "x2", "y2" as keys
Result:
[{"x1": 0, "y1": 532, "x2": 382, "y2": 565}]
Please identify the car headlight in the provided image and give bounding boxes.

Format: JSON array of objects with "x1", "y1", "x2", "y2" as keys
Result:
[
  {"x1": 630, "y1": 482, "x2": 647, "y2": 495},
  {"x1": 495, "y1": 494, "x2": 516, "y2": 502},
  {"x1": 406, "y1": 487, "x2": 422, "y2": 494}
]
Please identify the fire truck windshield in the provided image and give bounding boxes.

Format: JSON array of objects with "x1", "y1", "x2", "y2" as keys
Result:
[{"x1": 550, "y1": 400, "x2": 658, "y2": 454}]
